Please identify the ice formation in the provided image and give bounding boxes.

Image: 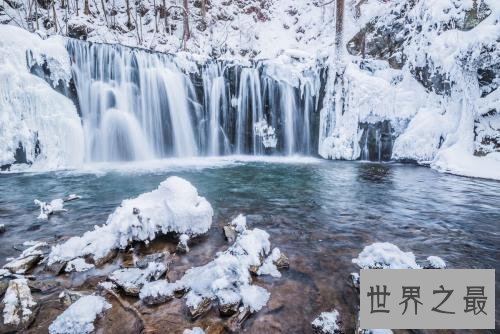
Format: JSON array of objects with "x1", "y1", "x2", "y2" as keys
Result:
[
  {"x1": 426, "y1": 256, "x2": 447, "y2": 269},
  {"x1": 48, "y1": 176, "x2": 213, "y2": 267},
  {"x1": 311, "y1": 309, "x2": 341, "y2": 334},
  {"x1": 65, "y1": 258, "x2": 95, "y2": 273},
  {"x1": 183, "y1": 327, "x2": 205, "y2": 334},
  {"x1": 48, "y1": 295, "x2": 111, "y2": 334},
  {"x1": 0, "y1": 25, "x2": 84, "y2": 170},
  {"x1": 254, "y1": 120, "x2": 278, "y2": 149},
  {"x1": 352, "y1": 242, "x2": 421, "y2": 269},
  {"x1": 109, "y1": 262, "x2": 167, "y2": 295},
  {"x1": 257, "y1": 248, "x2": 283, "y2": 278},
  {"x1": 140, "y1": 216, "x2": 274, "y2": 313},
  {"x1": 2, "y1": 278, "x2": 37, "y2": 326},
  {"x1": 34, "y1": 199, "x2": 65, "y2": 220}
]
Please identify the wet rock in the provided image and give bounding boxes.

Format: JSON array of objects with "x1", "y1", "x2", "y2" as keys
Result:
[
  {"x1": 27, "y1": 279, "x2": 60, "y2": 294},
  {"x1": 3, "y1": 253, "x2": 42, "y2": 274},
  {"x1": 312, "y1": 309, "x2": 344, "y2": 334},
  {"x1": 205, "y1": 322, "x2": 225, "y2": 334},
  {"x1": 348, "y1": 273, "x2": 360, "y2": 293},
  {"x1": 177, "y1": 234, "x2": 190, "y2": 253},
  {"x1": 223, "y1": 225, "x2": 237, "y2": 243},
  {"x1": 121, "y1": 250, "x2": 136, "y2": 268},
  {"x1": 135, "y1": 251, "x2": 169, "y2": 269},
  {"x1": 226, "y1": 306, "x2": 251, "y2": 332},
  {"x1": 1, "y1": 278, "x2": 39, "y2": 331},
  {"x1": 0, "y1": 224, "x2": 5, "y2": 234},
  {"x1": 45, "y1": 260, "x2": 66, "y2": 275},
  {"x1": 274, "y1": 253, "x2": 289, "y2": 269},
  {"x1": 174, "y1": 286, "x2": 187, "y2": 298},
  {"x1": 218, "y1": 300, "x2": 240, "y2": 316},
  {"x1": 94, "y1": 249, "x2": 118, "y2": 266},
  {"x1": 58, "y1": 289, "x2": 87, "y2": 308},
  {"x1": 188, "y1": 297, "x2": 212, "y2": 319}
]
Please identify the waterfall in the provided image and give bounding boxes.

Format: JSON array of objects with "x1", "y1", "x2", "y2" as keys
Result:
[{"x1": 66, "y1": 40, "x2": 322, "y2": 161}]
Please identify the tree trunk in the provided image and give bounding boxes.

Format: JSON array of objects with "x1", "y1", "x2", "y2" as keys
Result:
[
  {"x1": 335, "y1": 0, "x2": 344, "y2": 53},
  {"x1": 52, "y1": 3, "x2": 58, "y2": 32},
  {"x1": 182, "y1": 0, "x2": 190, "y2": 49},
  {"x1": 84, "y1": 0, "x2": 90, "y2": 14},
  {"x1": 201, "y1": 0, "x2": 206, "y2": 19},
  {"x1": 125, "y1": 0, "x2": 132, "y2": 28},
  {"x1": 101, "y1": 0, "x2": 108, "y2": 26}
]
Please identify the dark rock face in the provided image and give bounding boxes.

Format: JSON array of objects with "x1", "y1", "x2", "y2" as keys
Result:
[
  {"x1": 358, "y1": 121, "x2": 393, "y2": 162},
  {"x1": 474, "y1": 110, "x2": 499, "y2": 156},
  {"x1": 68, "y1": 22, "x2": 92, "y2": 40}
]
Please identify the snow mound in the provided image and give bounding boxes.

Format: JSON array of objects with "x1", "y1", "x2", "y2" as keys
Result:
[
  {"x1": 48, "y1": 295, "x2": 111, "y2": 334},
  {"x1": 352, "y1": 242, "x2": 421, "y2": 269},
  {"x1": 426, "y1": 256, "x2": 447, "y2": 269},
  {"x1": 48, "y1": 177, "x2": 213, "y2": 267},
  {"x1": 311, "y1": 309, "x2": 341, "y2": 334},
  {"x1": 257, "y1": 247, "x2": 282, "y2": 278},
  {"x1": 141, "y1": 217, "x2": 274, "y2": 313},
  {"x1": 2, "y1": 278, "x2": 37, "y2": 326},
  {"x1": 183, "y1": 327, "x2": 205, "y2": 334}
]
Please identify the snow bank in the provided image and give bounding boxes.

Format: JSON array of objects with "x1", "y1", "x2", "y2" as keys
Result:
[
  {"x1": 2, "y1": 278, "x2": 37, "y2": 326},
  {"x1": 311, "y1": 309, "x2": 340, "y2": 334},
  {"x1": 352, "y1": 242, "x2": 420, "y2": 269},
  {"x1": 426, "y1": 256, "x2": 447, "y2": 269},
  {"x1": 140, "y1": 216, "x2": 274, "y2": 313},
  {"x1": 0, "y1": 25, "x2": 84, "y2": 170},
  {"x1": 48, "y1": 295, "x2": 111, "y2": 334},
  {"x1": 48, "y1": 177, "x2": 213, "y2": 267}
]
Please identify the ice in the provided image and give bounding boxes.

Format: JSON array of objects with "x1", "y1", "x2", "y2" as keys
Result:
[
  {"x1": 140, "y1": 217, "x2": 275, "y2": 313},
  {"x1": 0, "y1": 25, "x2": 84, "y2": 171},
  {"x1": 109, "y1": 262, "x2": 166, "y2": 295},
  {"x1": 2, "y1": 278, "x2": 37, "y2": 326},
  {"x1": 254, "y1": 120, "x2": 278, "y2": 149},
  {"x1": 3, "y1": 242, "x2": 46, "y2": 274},
  {"x1": 48, "y1": 295, "x2": 111, "y2": 334},
  {"x1": 65, "y1": 258, "x2": 95, "y2": 273},
  {"x1": 311, "y1": 309, "x2": 340, "y2": 334},
  {"x1": 257, "y1": 248, "x2": 282, "y2": 278},
  {"x1": 34, "y1": 199, "x2": 65, "y2": 220},
  {"x1": 48, "y1": 177, "x2": 213, "y2": 266},
  {"x1": 183, "y1": 327, "x2": 205, "y2": 334},
  {"x1": 426, "y1": 256, "x2": 447, "y2": 269},
  {"x1": 352, "y1": 242, "x2": 421, "y2": 269}
]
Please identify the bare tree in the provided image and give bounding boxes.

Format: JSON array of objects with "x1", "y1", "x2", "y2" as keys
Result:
[
  {"x1": 125, "y1": 0, "x2": 132, "y2": 28},
  {"x1": 201, "y1": 0, "x2": 206, "y2": 19},
  {"x1": 335, "y1": 0, "x2": 344, "y2": 53},
  {"x1": 182, "y1": 0, "x2": 190, "y2": 49},
  {"x1": 84, "y1": 0, "x2": 90, "y2": 14}
]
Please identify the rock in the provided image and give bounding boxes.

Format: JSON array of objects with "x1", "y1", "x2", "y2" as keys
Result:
[
  {"x1": 4, "y1": 0, "x2": 23, "y2": 9},
  {"x1": 94, "y1": 249, "x2": 118, "y2": 266},
  {"x1": 3, "y1": 254, "x2": 42, "y2": 274},
  {"x1": 311, "y1": 309, "x2": 344, "y2": 334},
  {"x1": 0, "y1": 224, "x2": 5, "y2": 234},
  {"x1": 188, "y1": 297, "x2": 212, "y2": 319},
  {"x1": 121, "y1": 250, "x2": 136, "y2": 268},
  {"x1": 58, "y1": 289, "x2": 87, "y2": 308},
  {"x1": 223, "y1": 225, "x2": 237, "y2": 243},
  {"x1": 141, "y1": 289, "x2": 174, "y2": 305},
  {"x1": 274, "y1": 253, "x2": 289, "y2": 269},
  {"x1": 109, "y1": 262, "x2": 167, "y2": 296},
  {"x1": 348, "y1": 273, "x2": 360, "y2": 293},
  {"x1": 1, "y1": 278, "x2": 39, "y2": 331},
  {"x1": 226, "y1": 306, "x2": 251, "y2": 332},
  {"x1": 205, "y1": 322, "x2": 225, "y2": 334},
  {"x1": 45, "y1": 260, "x2": 66, "y2": 275},
  {"x1": 68, "y1": 22, "x2": 93, "y2": 40},
  {"x1": 0, "y1": 278, "x2": 10, "y2": 296},
  {"x1": 135, "y1": 251, "x2": 169, "y2": 269},
  {"x1": 218, "y1": 300, "x2": 240, "y2": 316},
  {"x1": 27, "y1": 279, "x2": 60, "y2": 294}
]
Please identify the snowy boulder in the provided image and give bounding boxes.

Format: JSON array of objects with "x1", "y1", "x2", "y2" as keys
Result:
[
  {"x1": 47, "y1": 177, "x2": 213, "y2": 268},
  {"x1": 109, "y1": 262, "x2": 167, "y2": 296},
  {"x1": 65, "y1": 258, "x2": 95, "y2": 273},
  {"x1": 3, "y1": 242, "x2": 47, "y2": 274},
  {"x1": 140, "y1": 225, "x2": 273, "y2": 317},
  {"x1": 352, "y1": 242, "x2": 421, "y2": 269},
  {"x1": 49, "y1": 295, "x2": 111, "y2": 334},
  {"x1": 135, "y1": 251, "x2": 170, "y2": 269},
  {"x1": 257, "y1": 247, "x2": 289, "y2": 278},
  {"x1": 1, "y1": 278, "x2": 38, "y2": 330},
  {"x1": 183, "y1": 327, "x2": 205, "y2": 334},
  {"x1": 34, "y1": 199, "x2": 65, "y2": 220},
  {"x1": 223, "y1": 214, "x2": 248, "y2": 243},
  {"x1": 425, "y1": 256, "x2": 446, "y2": 269},
  {"x1": 311, "y1": 309, "x2": 343, "y2": 334}
]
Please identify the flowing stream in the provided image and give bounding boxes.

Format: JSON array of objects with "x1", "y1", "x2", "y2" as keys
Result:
[{"x1": 0, "y1": 160, "x2": 498, "y2": 332}]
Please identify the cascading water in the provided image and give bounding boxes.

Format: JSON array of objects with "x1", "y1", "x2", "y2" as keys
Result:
[{"x1": 66, "y1": 40, "x2": 322, "y2": 162}]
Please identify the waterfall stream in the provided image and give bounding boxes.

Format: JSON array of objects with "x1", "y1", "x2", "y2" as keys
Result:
[{"x1": 66, "y1": 40, "x2": 322, "y2": 162}]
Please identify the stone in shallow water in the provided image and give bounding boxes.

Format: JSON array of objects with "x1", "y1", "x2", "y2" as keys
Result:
[
  {"x1": 59, "y1": 290, "x2": 88, "y2": 308},
  {"x1": 223, "y1": 225, "x2": 237, "y2": 243},
  {"x1": 226, "y1": 306, "x2": 251, "y2": 332},
  {"x1": 188, "y1": 297, "x2": 212, "y2": 319},
  {"x1": 135, "y1": 252, "x2": 170, "y2": 269},
  {"x1": 1, "y1": 278, "x2": 39, "y2": 331},
  {"x1": 109, "y1": 262, "x2": 167, "y2": 296}
]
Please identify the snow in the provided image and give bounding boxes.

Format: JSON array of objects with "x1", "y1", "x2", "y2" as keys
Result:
[
  {"x1": 140, "y1": 217, "x2": 274, "y2": 313},
  {"x1": 426, "y1": 256, "x2": 447, "y2": 269},
  {"x1": 48, "y1": 176, "x2": 213, "y2": 266},
  {"x1": 257, "y1": 247, "x2": 282, "y2": 278},
  {"x1": 311, "y1": 309, "x2": 340, "y2": 334},
  {"x1": 34, "y1": 198, "x2": 65, "y2": 220},
  {"x1": 183, "y1": 327, "x2": 205, "y2": 334},
  {"x1": 352, "y1": 242, "x2": 421, "y2": 269},
  {"x1": 48, "y1": 295, "x2": 111, "y2": 334},
  {"x1": 254, "y1": 120, "x2": 278, "y2": 149},
  {"x1": 65, "y1": 258, "x2": 95, "y2": 273},
  {"x1": 2, "y1": 278, "x2": 37, "y2": 326},
  {"x1": 230, "y1": 214, "x2": 248, "y2": 233},
  {"x1": 0, "y1": 25, "x2": 84, "y2": 171},
  {"x1": 109, "y1": 262, "x2": 166, "y2": 294},
  {"x1": 3, "y1": 241, "x2": 46, "y2": 274}
]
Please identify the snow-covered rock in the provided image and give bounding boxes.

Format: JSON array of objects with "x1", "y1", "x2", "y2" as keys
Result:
[
  {"x1": 2, "y1": 278, "x2": 37, "y2": 328},
  {"x1": 47, "y1": 177, "x2": 213, "y2": 268},
  {"x1": 65, "y1": 258, "x2": 95, "y2": 273},
  {"x1": 3, "y1": 242, "x2": 47, "y2": 274},
  {"x1": 311, "y1": 309, "x2": 342, "y2": 334},
  {"x1": 257, "y1": 247, "x2": 288, "y2": 278},
  {"x1": 352, "y1": 242, "x2": 421, "y2": 269},
  {"x1": 48, "y1": 295, "x2": 111, "y2": 334},
  {"x1": 109, "y1": 262, "x2": 167, "y2": 296},
  {"x1": 34, "y1": 198, "x2": 65, "y2": 220},
  {"x1": 183, "y1": 327, "x2": 205, "y2": 334},
  {"x1": 140, "y1": 218, "x2": 276, "y2": 315},
  {"x1": 426, "y1": 256, "x2": 447, "y2": 269}
]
